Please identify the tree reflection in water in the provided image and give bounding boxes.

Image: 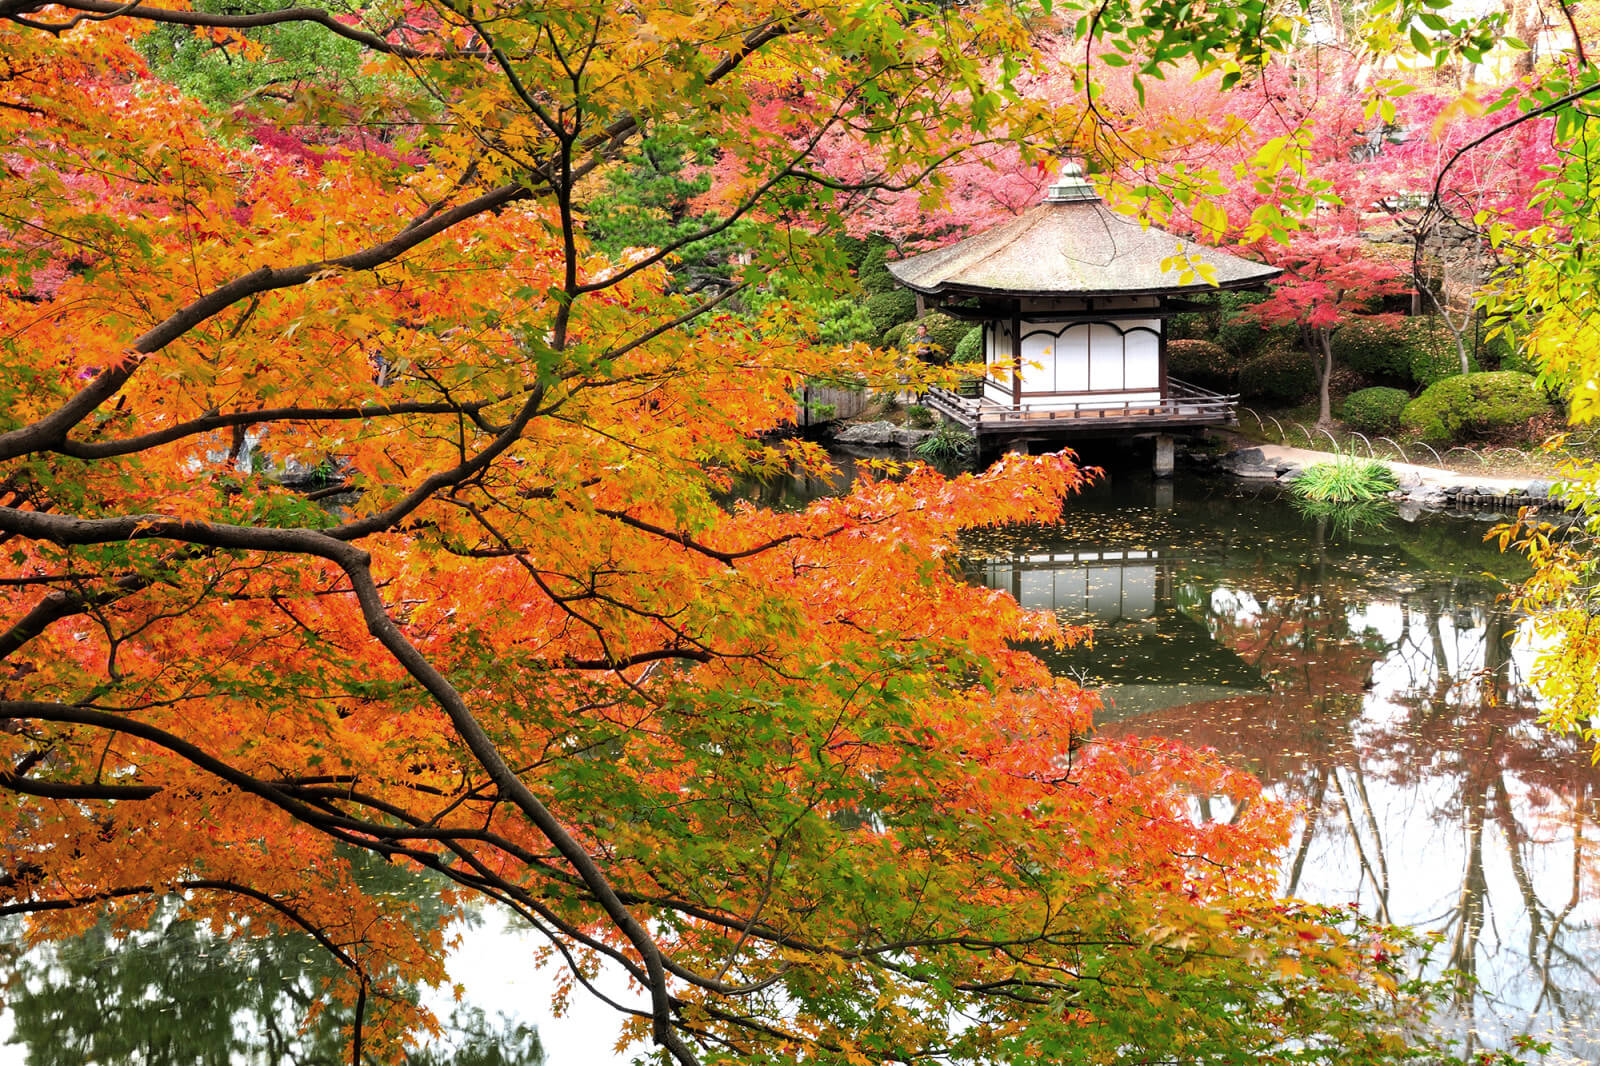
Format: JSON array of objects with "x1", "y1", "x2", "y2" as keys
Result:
[
  {"x1": 0, "y1": 895, "x2": 544, "y2": 1066},
  {"x1": 967, "y1": 474, "x2": 1600, "y2": 1062}
]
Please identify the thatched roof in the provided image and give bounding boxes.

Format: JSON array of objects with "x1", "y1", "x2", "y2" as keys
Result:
[{"x1": 887, "y1": 178, "x2": 1280, "y2": 299}]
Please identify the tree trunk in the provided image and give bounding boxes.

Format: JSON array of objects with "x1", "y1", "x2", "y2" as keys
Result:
[{"x1": 1316, "y1": 330, "x2": 1334, "y2": 426}]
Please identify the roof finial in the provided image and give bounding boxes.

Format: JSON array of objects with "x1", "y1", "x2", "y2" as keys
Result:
[{"x1": 1043, "y1": 160, "x2": 1100, "y2": 204}]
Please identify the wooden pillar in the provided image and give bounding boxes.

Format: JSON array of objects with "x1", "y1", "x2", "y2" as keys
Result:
[
  {"x1": 1157, "y1": 299, "x2": 1170, "y2": 401},
  {"x1": 1010, "y1": 305, "x2": 1022, "y2": 409}
]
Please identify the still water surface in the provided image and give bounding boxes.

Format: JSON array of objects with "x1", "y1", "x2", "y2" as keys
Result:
[
  {"x1": 2, "y1": 455, "x2": 1596, "y2": 1063},
  {"x1": 968, "y1": 465, "x2": 1599, "y2": 1063}
]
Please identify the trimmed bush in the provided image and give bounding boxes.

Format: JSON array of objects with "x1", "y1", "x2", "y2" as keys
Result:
[
  {"x1": 1490, "y1": 332, "x2": 1539, "y2": 376},
  {"x1": 1339, "y1": 387, "x2": 1411, "y2": 434},
  {"x1": 881, "y1": 321, "x2": 912, "y2": 351},
  {"x1": 1400, "y1": 371, "x2": 1550, "y2": 441},
  {"x1": 835, "y1": 233, "x2": 870, "y2": 271},
  {"x1": 1166, "y1": 311, "x2": 1212, "y2": 341},
  {"x1": 858, "y1": 242, "x2": 899, "y2": 295},
  {"x1": 1408, "y1": 318, "x2": 1476, "y2": 387},
  {"x1": 953, "y1": 326, "x2": 983, "y2": 363},
  {"x1": 865, "y1": 289, "x2": 916, "y2": 339},
  {"x1": 916, "y1": 312, "x2": 971, "y2": 356},
  {"x1": 1331, "y1": 315, "x2": 1411, "y2": 380},
  {"x1": 1238, "y1": 345, "x2": 1317, "y2": 404},
  {"x1": 814, "y1": 299, "x2": 877, "y2": 347},
  {"x1": 1166, "y1": 339, "x2": 1241, "y2": 390}
]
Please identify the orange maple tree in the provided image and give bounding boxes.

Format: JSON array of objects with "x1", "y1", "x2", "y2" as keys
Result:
[{"x1": 0, "y1": 2, "x2": 1475, "y2": 1063}]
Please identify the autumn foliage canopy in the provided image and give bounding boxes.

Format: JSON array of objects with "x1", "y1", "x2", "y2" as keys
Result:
[{"x1": 0, "y1": 1, "x2": 1483, "y2": 1063}]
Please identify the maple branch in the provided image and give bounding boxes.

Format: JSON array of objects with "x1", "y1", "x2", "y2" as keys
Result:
[
  {"x1": 0, "y1": 769, "x2": 157, "y2": 800},
  {"x1": 1427, "y1": 80, "x2": 1600, "y2": 215},
  {"x1": 452, "y1": 4, "x2": 564, "y2": 138},
  {"x1": 0, "y1": 572, "x2": 147, "y2": 661},
  {"x1": 55, "y1": 398, "x2": 508, "y2": 461},
  {"x1": 335, "y1": 557, "x2": 702, "y2": 1066},
  {"x1": 0, "y1": 0, "x2": 453, "y2": 58},
  {"x1": 1556, "y1": 0, "x2": 1590, "y2": 67},
  {"x1": 592, "y1": 506, "x2": 853, "y2": 566},
  {"x1": 0, "y1": 14, "x2": 795, "y2": 470}
]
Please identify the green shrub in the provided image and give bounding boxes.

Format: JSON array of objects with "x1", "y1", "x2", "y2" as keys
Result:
[
  {"x1": 1339, "y1": 387, "x2": 1412, "y2": 434},
  {"x1": 895, "y1": 315, "x2": 972, "y2": 359},
  {"x1": 922, "y1": 312, "x2": 970, "y2": 354},
  {"x1": 865, "y1": 289, "x2": 916, "y2": 339},
  {"x1": 1292, "y1": 459, "x2": 1398, "y2": 503},
  {"x1": 1219, "y1": 290, "x2": 1267, "y2": 316},
  {"x1": 1400, "y1": 371, "x2": 1550, "y2": 441},
  {"x1": 1408, "y1": 318, "x2": 1476, "y2": 387},
  {"x1": 905, "y1": 404, "x2": 936, "y2": 429},
  {"x1": 1166, "y1": 339, "x2": 1241, "y2": 389},
  {"x1": 858, "y1": 242, "x2": 900, "y2": 295},
  {"x1": 953, "y1": 326, "x2": 983, "y2": 363},
  {"x1": 814, "y1": 299, "x2": 877, "y2": 347},
  {"x1": 1331, "y1": 315, "x2": 1411, "y2": 379},
  {"x1": 1214, "y1": 292, "x2": 1286, "y2": 358},
  {"x1": 1489, "y1": 331, "x2": 1538, "y2": 376},
  {"x1": 898, "y1": 312, "x2": 969, "y2": 358},
  {"x1": 1218, "y1": 318, "x2": 1281, "y2": 360},
  {"x1": 1166, "y1": 310, "x2": 1212, "y2": 341},
  {"x1": 835, "y1": 233, "x2": 870, "y2": 272},
  {"x1": 1238, "y1": 345, "x2": 1317, "y2": 404}
]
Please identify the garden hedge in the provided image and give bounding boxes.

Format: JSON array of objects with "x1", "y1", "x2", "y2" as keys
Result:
[
  {"x1": 916, "y1": 312, "x2": 971, "y2": 356},
  {"x1": 858, "y1": 242, "x2": 899, "y2": 296},
  {"x1": 1400, "y1": 371, "x2": 1550, "y2": 441},
  {"x1": 1166, "y1": 339, "x2": 1239, "y2": 390},
  {"x1": 1330, "y1": 315, "x2": 1411, "y2": 380},
  {"x1": 954, "y1": 326, "x2": 983, "y2": 363},
  {"x1": 1238, "y1": 345, "x2": 1317, "y2": 403},
  {"x1": 1339, "y1": 386, "x2": 1411, "y2": 434},
  {"x1": 865, "y1": 289, "x2": 917, "y2": 340},
  {"x1": 880, "y1": 321, "x2": 911, "y2": 351}
]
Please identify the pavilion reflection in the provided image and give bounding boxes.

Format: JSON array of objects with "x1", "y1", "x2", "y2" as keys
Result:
[{"x1": 966, "y1": 547, "x2": 1264, "y2": 714}]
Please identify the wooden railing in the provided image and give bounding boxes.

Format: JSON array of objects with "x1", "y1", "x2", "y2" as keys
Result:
[{"x1": 925, "y1": 377, "x2": 1238, "y2": 431}]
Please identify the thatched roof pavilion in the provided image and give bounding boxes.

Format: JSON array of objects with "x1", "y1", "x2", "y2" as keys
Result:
[{"x1": 887, "y1": 166, "x2": 1280, "y2": 465}]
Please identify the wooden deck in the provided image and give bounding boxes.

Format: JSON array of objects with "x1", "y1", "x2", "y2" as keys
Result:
[{"x1": 924, "y1": 378, "x2": 1237, "y2": 437}]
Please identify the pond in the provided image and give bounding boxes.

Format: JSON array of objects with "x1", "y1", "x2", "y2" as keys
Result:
[
  {"x1": 967, "y1": 461, "x2": 1600, "y2": 1064},
  {"x1": 2, "y1": 449, "x2": 1596, "y2": 1064}
]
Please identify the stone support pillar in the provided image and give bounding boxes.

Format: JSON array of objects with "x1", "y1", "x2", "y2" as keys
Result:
[{"x1": 1153, "y1": 434, "x2": 1175, "y2": 479}]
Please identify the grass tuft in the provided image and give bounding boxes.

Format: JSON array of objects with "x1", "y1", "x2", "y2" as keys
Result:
[
  {"x1": 1291, "y1": 458, "x2": 1398, "y2": 503},
  {"x1": 915, "y1": 425, "x2": 976, "y2": 462}
]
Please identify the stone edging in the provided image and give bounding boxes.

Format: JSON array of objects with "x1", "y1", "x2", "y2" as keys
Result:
[{"x1": 1206, "y1": 443, "x2": 1569, "y2": 520}]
